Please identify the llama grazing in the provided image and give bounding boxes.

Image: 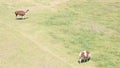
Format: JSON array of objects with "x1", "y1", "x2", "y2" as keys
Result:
[
  {"x1": 78, "y1": 51, "x2": 91, "y2": 63},
  {"x1": 15, "y1": 9, "x2": 29, "y2": 19}
]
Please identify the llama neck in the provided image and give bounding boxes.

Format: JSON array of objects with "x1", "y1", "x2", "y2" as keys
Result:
[{"x1": 25, "y1": 10, "x2": 29, "y2": 13}]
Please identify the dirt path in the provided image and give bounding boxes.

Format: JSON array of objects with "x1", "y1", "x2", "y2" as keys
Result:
[{"x1": 19, "y1": 32, "x2": 75, "y2": 68}]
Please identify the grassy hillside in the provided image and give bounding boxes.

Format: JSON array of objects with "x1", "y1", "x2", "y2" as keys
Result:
[{"x1": 0, "y1": 0, "x2": 120, "y2": 68}]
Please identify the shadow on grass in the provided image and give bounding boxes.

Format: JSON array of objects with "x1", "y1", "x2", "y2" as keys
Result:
[
  {"x1": 16, "y1": 17, "x2": 29, "y2": 20},
  {"x1": 78, "y1": 58, "x2": 91, "y2": 64}
]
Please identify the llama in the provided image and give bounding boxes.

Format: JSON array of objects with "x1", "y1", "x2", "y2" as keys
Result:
[
  {"x1": 15, "y1": 9, "x2": 29, "y2": 19},
  {"x1": 78, "y1": 51, "x2": 91, "y2": 63}
]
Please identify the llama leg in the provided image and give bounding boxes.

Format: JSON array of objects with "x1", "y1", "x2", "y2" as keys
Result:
[
  {"x1": 84, "y1": 58, "x2": 87, "y2": 62},
  {"x1": 83, "y1": 59, "x2": 85, "y2": 62},
  {"x1": 88, "y1": 57, "x2": 90, "y2": 61},
  {"x1": 22, "y1": 16, "x2": 24, "y2": 19},
  {"x1": 15, "y1": 14, "x2": 17, "y2": 19},
  {"x1": 78, "y1": 58, "x2": 82, "y2": 63},
  {"x1": 16, "y1": 15, "x2": 18, "y2": 19}
]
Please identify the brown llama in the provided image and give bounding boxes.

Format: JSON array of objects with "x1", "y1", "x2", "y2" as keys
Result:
[{"x1": 15, "y1": 9, "x2": 29, "y2": 19}]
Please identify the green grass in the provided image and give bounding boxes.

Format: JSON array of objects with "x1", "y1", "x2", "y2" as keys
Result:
[{"x1": 0, "y1": 0, "x2": 120, "y2": 68}]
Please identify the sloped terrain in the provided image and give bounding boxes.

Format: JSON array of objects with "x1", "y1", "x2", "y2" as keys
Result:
[{"x1": 0, "y1": 0, "x2": 120, "y2": 68}]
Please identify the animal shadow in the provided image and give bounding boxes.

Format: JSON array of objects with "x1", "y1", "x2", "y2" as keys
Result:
[
  {"x1": 78, "y1": 58, "x2": 91, "y2": 64},
  {"x1": 16, "y1": 17, "x2": 28, "y2": 20}
]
